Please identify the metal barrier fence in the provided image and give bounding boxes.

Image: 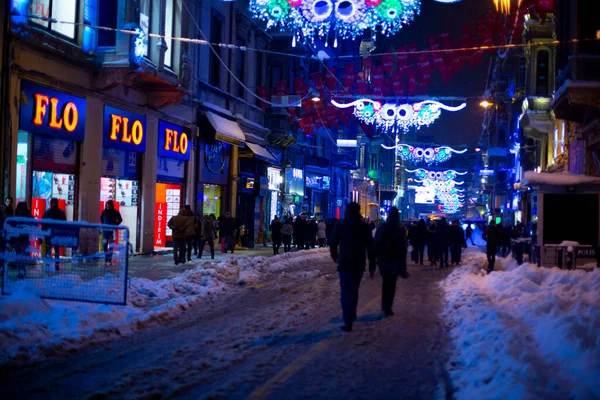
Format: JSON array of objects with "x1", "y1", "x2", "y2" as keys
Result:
[{"x1": 1, "y1": 217, "x2": 129, "y2": 305}]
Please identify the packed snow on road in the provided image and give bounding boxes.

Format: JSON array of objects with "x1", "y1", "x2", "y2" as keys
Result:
[{"x1": 0, "y1": 249, "x2": 331, "y2": 365}]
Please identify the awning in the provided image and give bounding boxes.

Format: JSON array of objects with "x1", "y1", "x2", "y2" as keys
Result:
[
  {"x1": 204, "y1": 111, "x2": 246, "y2": 146},
  {"x1": 246, "y1": 142, "x2": 277, "y2": 163}
]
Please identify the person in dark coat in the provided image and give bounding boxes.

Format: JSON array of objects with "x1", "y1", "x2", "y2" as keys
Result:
[
  {"x1": 375, "y1": 207, "x2": 408, "y2": 317},
  {"x1": 483, "y1": 222, "x2": 500, "y2": 272},
  {"x1": 193, "y1": 212, "x2": 202, "y2": 256},
  {"x1": 0, "y1": 197, "x2": 15, "y2": 253},
  {"x1": 100, "y1": 200, "x2": 123, "y2": 265},
  {"x1": 42, "y1": 198, "x2": 67, "y2": 270},
  {"x1": 412, "y1": 219, "x2": 427, "y2": 265},
  {"x1": 270, "y1": 216, "x2": 283, "y2": 255},
  {"x1": 330, "y1": 202, "x2": 376, "y2": 333},
  {"x1": 436, "y1": 218, "x2": 451, "y2": 268},
  {"x1": 501, "y1": 223, "x2": 513, "y2": 257},
  {"x1": 426, "y1": 221, "x2": 438, "y2": 266},
  {"x1": 293, "y1": 216, "x2": 305, "y2": 250},
  {"x1": 465, "y1": 224, "x2": 475, "y2": 245},
  {"x1": 407, "y1": 223, "x2": 418, "y2": 262},
  {"x1": 181, "y1": 205, "x2": 196, "y2": 262},
  {"x1": 281, "y1": 217, "x2": 294, "y2": 253},
  {"x1": 197, "y1": 214, "x2": 216, "y2": 259},
  {"x1": 306, "y1": 218, "x2": 318, "y2": 248},
  {"x1": 449, "y1": 220, "x2": 466, "y2": 265}
]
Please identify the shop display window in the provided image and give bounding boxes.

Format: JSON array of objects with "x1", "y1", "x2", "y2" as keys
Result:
[
  {"x1": 100, "y1": 177, "x2": 140, "y2": 247},
  {"x1": 155, "y1": 182, "x2": 182, "y2": 247},
  {"x1": 202, "y1": 185, "x2": 221, "y2": 216}
]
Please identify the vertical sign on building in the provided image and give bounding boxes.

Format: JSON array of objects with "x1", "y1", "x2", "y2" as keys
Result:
[{"x1": 154, "y1": 202, "x2": 167, "y2": 246}]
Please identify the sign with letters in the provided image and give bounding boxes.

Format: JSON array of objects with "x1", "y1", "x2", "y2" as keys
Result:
[
  {"x1": 20, "y1": 81, "x2": 86, "y2": 141},
  {"x1": 103, "y1": 106, "x2": 146, "y2": 152},
  {"x1": 158, "y1": 120, "x2": 191, "y2": 161}
]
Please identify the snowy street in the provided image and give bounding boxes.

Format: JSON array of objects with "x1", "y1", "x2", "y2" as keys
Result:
[{"x1": 1, "y1": 250, "x2": 453, "y2": 399}]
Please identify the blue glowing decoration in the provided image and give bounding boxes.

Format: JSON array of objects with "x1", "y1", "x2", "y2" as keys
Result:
[
  {"x1": 406, "y1": 168, "x2": 467, "y2": 181},
  {"x1": 332, "y1": 99, "x2": 466, "y2": 133},
  {"x1": 249, "y1": 0, "x2": 421, "y2": 42},
  {"x1": 130, "y1": 27, "x2": 147, "y2": 67},
  {"x1": 381, "y1": 143, "x2": 467, "y2": 165},
  {"x1": 407, "y1": 168, "x2": 465, "y2": 213}
]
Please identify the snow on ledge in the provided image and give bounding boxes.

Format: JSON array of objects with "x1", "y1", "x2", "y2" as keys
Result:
[{"x1": 523, "y1": 171, "x2": 600, "y2": 186}]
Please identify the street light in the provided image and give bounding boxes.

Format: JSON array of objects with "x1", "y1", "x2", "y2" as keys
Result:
[
  {"x1": 480, "y1": 100, "x2": 492, "y2": 109},
  {"x1": 475, "y1": 147, "x2": 482, "y2": 152},
  {"x1": 310, "y1": 91, "x2": 321, "y2": 102}
]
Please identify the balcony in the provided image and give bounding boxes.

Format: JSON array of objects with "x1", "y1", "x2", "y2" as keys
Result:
[{"x1": 552, "y1": 56, "x2": 600, "y2": 124}]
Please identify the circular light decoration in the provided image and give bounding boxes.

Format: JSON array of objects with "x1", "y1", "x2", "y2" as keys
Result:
[
  {"x1": 332, "y1": 99, "x2": 466, "y2": 134},
  {"x1": 381, "y1": 143, "x2": 467, "y2": 165},
  {"x1": 249, "y1": 0, "x2": 421, "y2": 42},
  {"x1": 408, "y1": 168, "x2": 466, "y2": 214}
]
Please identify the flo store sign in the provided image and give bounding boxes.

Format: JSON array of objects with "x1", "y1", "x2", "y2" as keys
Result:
[
  {"x1": 20, "y1": 81, "x2": 87, "y2": 141},
  {"x1": 158, "y1": 120, "x2": 191, "y2": 160},
  {"x1": 103, "y1": 106, "x2": 146, "y2": 152}
]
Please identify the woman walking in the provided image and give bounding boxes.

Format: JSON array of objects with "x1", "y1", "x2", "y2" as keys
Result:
[
  {"x1": 374, "y1": 207, "x2": 408, "y2": 317},
  {"x1": 317, "y1": 218, "x2": 327, "y2": 247},
  {"x1": 281, "y1": 217, "x2": 294, "y2": 253}
]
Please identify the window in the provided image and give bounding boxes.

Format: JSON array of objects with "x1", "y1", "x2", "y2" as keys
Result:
[
  {"x1": 29, "y1": 0, "x2": 77, "y2": 39},
  {"x1": 535, "y1": 50, "x2": 549, "y2": 96},
  {"x1": 164, "y1": 0, "x2": 174, "y2": 67},
  {"x1": 209, "y1": 11, "x2": 224, "y2": 87},
  {"x1": 140, "y1": 0, "x2": 151, "y2": 56},
  {"x1": 98, "y1": 0, "x2": 118, "y2": 47}
]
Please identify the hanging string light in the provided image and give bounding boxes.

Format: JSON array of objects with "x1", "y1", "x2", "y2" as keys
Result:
[
  {"x1": 332, "y1": 99, "x2": 466, "y2": 133},
  {"x1": 249, "y1": 0, "x2": 421, "y2": 44},
  {"x1": 381, "y1": 143, "x2": 467, "y2": 165}
]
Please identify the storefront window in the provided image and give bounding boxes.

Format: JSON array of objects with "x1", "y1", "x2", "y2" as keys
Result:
[
  {"x1": 16, "y1": 131, "x2": 29, "y2": 202},
  {"x1": 155, "y1": 182, "x2": 182, "y2": 247},
  {"x1": 203, "y1": 184, "x2": 221, "y2": 216},
  {"x1": 100, "y1": 177, "x2": 140, "y2": 245}
]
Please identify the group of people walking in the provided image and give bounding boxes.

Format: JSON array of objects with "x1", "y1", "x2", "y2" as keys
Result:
[
  {"x1": 167, "y1": 208, "x2": 237, "y2": 264},
  {"x1": 270, "y1": 215, "x2": 329, "y2": 255},
  {"x1": 407, "y1": 218, "x2": 468, "y2": 268},
  {"x1": 329, "y1": 203, "x2": 410, "y2": 333}
]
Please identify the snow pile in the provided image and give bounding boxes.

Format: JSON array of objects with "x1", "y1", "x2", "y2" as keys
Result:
[
  {"x1": 442, "y1": 251, "x2": 600, "y2": 399},
  {"x1": 0, "y1": 248, "x2": 331, "y2": 365}
]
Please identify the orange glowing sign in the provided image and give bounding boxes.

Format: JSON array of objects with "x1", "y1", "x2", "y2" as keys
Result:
[{"x1": 103, "y1": 106, "x2": 146, "y2": 152}]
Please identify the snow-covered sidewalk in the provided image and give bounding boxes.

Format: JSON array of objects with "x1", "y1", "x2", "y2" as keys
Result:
[
  {"x1": 0, "y1": 249, "x2": 330, "y2": 366},
  {"x1": 441, "y1": 249, "x2": 600, "y2": 399}
]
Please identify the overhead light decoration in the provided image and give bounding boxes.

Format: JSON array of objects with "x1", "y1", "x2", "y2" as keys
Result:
[
  {"x1": 493, "y1": 0, "x2": 511, "y2": 15},
  {"x1": 332, "y1": 99, "x2": 466, "y2": 133},
  {"x1": 248, "y1": 0, "x2": 421, "y2": 43},
  {"x1": 405, "y1": 168, "x2": 467, "y2": 181},
  {"x1": 381, "y1": 143, "x2": 467, "y2": 165}
]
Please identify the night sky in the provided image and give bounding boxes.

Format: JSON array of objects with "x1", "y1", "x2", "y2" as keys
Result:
[{"x1": 370, "y1": 0, "x2": 497, "y2": 150}]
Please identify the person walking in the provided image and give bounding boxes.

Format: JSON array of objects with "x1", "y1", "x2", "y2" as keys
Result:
[
  {"x1": 168, "y1": 209, "x2": 192, "y2": 265},
  {"x1": 42, "y1": 198, "x2": 67, "y2": 270},
  {"x1": 270, "y1": 216, "x2": 283, "y2": 255},
  {"x1": 281, "y1": 217, "x2": 294, "y2": 253},
  {"x1": 317, "y1": 218, "x2": 327, "y2": 247},
  {"x1": 412, "y1": 219, "x2": 427, "y2": 265},
  {"x1": 501, "y1": 223, "x2": 513, "y2": 257},
  {"x1": 483, "y1": 221, "x2": 500, "y2": 272},
  {"x1": 307, "y1": 218, "x2": 318, "y2": 248},
  {"x1": 375, "y1": 207, "x2": 408, "y2": 317},
  {"x1": 181, "y1": 205, "x2": 196, "y2": 262},
  {"x1": 426, "y1": 221, "x2": 438, "y2": 266},
  {"x1": 219, "y1": 212, "x2": 236, "y2": 253},
  {"x1": 100, "y1": 200, "x2": 123, "y2": 266},
  {"x1": 197, "y1": 214, "x2": 216, "y2": 259},
  {"x1": 12, "y1": 202, "x2": 33, "y2": 279},
  {"x1": 330, "y1": 202, "x2": 376, "y2": 333},
  {"x1": 465, "y1": 224, "x2": 475, "y2": 245},
  {"x1": 193, "y1": 212, "x2": 203, "y2": 256},
  {"x1": 436, "y1": 218, "x2": 451, "y2": 268},
  {"x1": 293, "y1": 216, "x2": 305, "y2": 250},
  {"x1": 449, "y1": 220, "x2": 466, "y2": 265},
  {"x1": 0, "y1": 197, "x2": 14, "y2": 254}
]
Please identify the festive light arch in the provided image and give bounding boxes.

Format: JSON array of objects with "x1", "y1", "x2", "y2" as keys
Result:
[
  {"x1": 249, "y1": 0, "x2": 421, "y2": 42},
  {"x1": 405, "y1": 168, "x2": 468, "y2": 181},
  {"x1": 332, "y1": 99, "x2": 466, "y2": 133},
  {"x1": 381, "y1": 143, "x2": 467, "y2": 165}
]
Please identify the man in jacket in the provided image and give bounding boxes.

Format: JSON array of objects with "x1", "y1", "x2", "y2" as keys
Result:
[
  {"x1": 449, "y1": 220, "x2": 466, "y2": 265},
  {"x1": 198, "y1": 214, "x2": 217, "y2": 259},
  {"x1": 375, "y1": 207, "x2": 408, "y2": 317},
  {"x1": 330, "y1": 202, "x2": 376, "y2": 332},
  {"x1": 168, "y1": 209, "x2": 192, "y2": 265},
  {"x1": 100, "y1": 200, "x2": 123, "y2": 266},
  {"x1": 42, "y1": 198, "x2": 67, "y2": 270},
  {"x1": 182, "y1": 205, "x2": 196, "y2": 262},
  {"x1": 270, "y1": 216, "x2": 283, "y2": 255},
  {"x1": 483, "y1": 221, "x2": 500, "y2": 272}
]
